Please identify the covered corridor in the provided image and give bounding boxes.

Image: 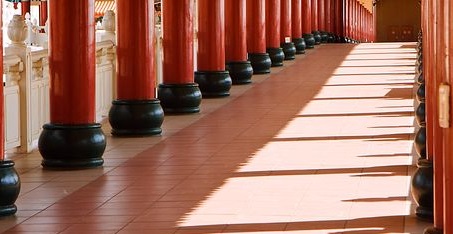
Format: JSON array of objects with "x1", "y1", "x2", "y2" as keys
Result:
[{"x1": 0, "y1": 43, "x2": 430, "y2": 233}]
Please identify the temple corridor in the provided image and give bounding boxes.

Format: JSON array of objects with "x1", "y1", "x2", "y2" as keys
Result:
[{"x1": 0, "y1": 43, "x2": 430, "y2": 233}]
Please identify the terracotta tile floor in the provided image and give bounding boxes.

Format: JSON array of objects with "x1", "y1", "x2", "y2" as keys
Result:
[{"x1": 1, "y1": 43, "x2": 432, "y2": 233}]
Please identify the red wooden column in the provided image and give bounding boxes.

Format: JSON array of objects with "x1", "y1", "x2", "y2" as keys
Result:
[
  {"x1": 335, "y1": 0, "x2": 345, "y2": 42},
  {"x1": 247, "y1": 0, "x2": 272, "y2": 74},
  {"x1": 344, "y1": 0, "x2": 350, "y2": 41},
  {"x1": 39, "y1": 0, "x2": 106, "y2": 168},
  {"x1": 355, "y1": 0, "x2": 359, "y2": 41},
  {"x1": 302, "y1": 0, "x2": 316, "y2": 48},
  {"x1": 445, "y1": 0, "x2": 453, "y2": 229},
  {"x1": 158, "y1": 0, "x2": 202, "y2": 113},
  {"x1": 0, "y1": 0, "x2": 20, "y2": 216},
  {"x1": 433, "y1": 0, "x2": 447, "y2": 232},
  {"x1": 225, "y1": 0, "x2": 253, "y2": 84},
  {"x1": 318, "y1": 0, "x2": 325, "y2": 31},
  {"x1": 266, "y1": 0, "x2": 284, "y2": 66},
  {"x1": 291, "y1": 0, "x2": 306, "y2": 53},
  {"x1": 412, "y1": 0, "x2": 436, "y2": 224},
  {"x1": 317, "y1": 0, "x2": 327, "y2": 42},
  {"x1": 359, "y1": 4, "x2": 363, "y2": 42},
  {"x1": 108, "y1": 0, "x2": 164, "y2": 136},
  {"x1": 281, "y1": 0, "x2": 296, "y2": 60},
  {"x1": 311, "y1": 0, "x2": 321, "y2": 44},
  {"x1": 39, "y1": 0, "x2": 48, "y2": 26},
  {"x1": 362, "y1": 5, "x2": 366, "y2": 42},
  {"x1": 21, "y1": 0, "x2": 30, "y2": 16},
  {"x1": 195, "y1": 0, "x2": 232, "y2": 97},
  {"x1": 325, "y1": 0, "x2": 332, "y2": 38},
  {"x1": 351, "y1": 0, "x2": 356, "y2": 41}
]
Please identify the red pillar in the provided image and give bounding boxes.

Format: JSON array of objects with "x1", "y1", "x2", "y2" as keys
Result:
[
  {"x1": 359, "y1": 4, "x2": 363, "y2": 42},
  {"x1": 411, "y1": 0, "x2": 436, "y2": 224},
  {"x1": 325, "y1": 0, "x2": 332, "y2": 34},
  {"x1": 0, "y1": 0, "x2": 20, "y2": 216},
  {"x1": 433, "y1": 0, "x2": 446, "y2": 231},
  {"x1": 311, "y1": 0, "x2": 318, "y2": 30},
  {"x1": 158, "y1": 0, "x2": 202, "y2": 113},
  {"x1": 302, "y1": 0, "x2": 316, "y2": 48},
  {"x1": 311, "y1": 0, "x2": 321, "y2": 44},
  {"x1": 351, "y1": 0, "x2": 356, "y2": 41},
  {"x1": 195, "y1": 0, "x2": 232, "y2": 97},
  {"x1": 281, "y1": 0, "x2": 296, "y2": 60},
  {"x1": 247, "y1": 0, "x2": 272, "y2": 74},
  {"x1": 39, "y1": 0, "x2": 48, "y2": 26},
  {"x1": 445, "y1": 0, "x2": 453, "y2": 227},
  {"x1": 39, "y1": 0, "x2": 106, "y2": 168},
  {"x1": 345, "y1": 0, "x2": 350, "y2": 40},
  {"x1": 443, "y1": 1, "x2": 453, "y2": 225},
  {"x1": 292, "y1": 0, "x2": 306, "y2": 53},
  {"x1": 225, "y1": 0, "x2": 253, "y2": 84},
  {"x1": 108, "y1": 0, "x2": 164, "y2": 136},
  {"x1": 335, "y1": 0, "x2": 345, "y2": 41},
  {"x1": 318, "y1": 0, "x2": 325, "y2": 31},
  {"x1": 266, "y1": 0, "x2": 284, "y2": 66},
  {"x1": 21, "y1": 0, "x2": 30, "y2": 16}
]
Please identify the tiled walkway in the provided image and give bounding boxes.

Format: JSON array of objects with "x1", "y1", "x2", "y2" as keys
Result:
[{"x1": 1, "y1": 43, "x2": 432, "y2": 233}]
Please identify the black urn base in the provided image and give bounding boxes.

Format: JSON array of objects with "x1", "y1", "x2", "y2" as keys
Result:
[
  {"x1": 327, "y1": 33, "x2": 335, "y2": 43},
  {"x1": 303, "y1": 33, "x2": 316, "y2": 49},
  {"x1": 320, "y1": 31, "x2": 329, "y2": 43},
  {"x1": 248, "y1": 52, "x2": 271, "y2": 74},
  {"x1": 0, "y1": 161, "x2": 20, "y2": 216},
  {"x1": 39, "y1": 123, "x2": 106, "y2": 169},
  {"x1": 414, "y1": 126, "x2": 426, "y2": 159},
  {"x1": 157, "y1": 83, "x2": 202, "y2": 114},
  {"x1": 267, "y1": 47, "x2": 284, "y2": 67},
  {"x1": 195, "y1": 70, "x2": 232, "y2": 98},
  {"x1": 292, "y1": 37, "x2": 306, "y2": 54},
  {"x1": 415, "y1": 103, "x2": 426, "y2": 127},
  {"x1": 411, "y1": 159, "x2": 433, "y2": 221},
  {"x1": 109, "y1": 99, "x2": 164, "y2": 136},
  {"x1": 417, "y1": 83, "x2": 425, "y2": 102},
  {"x1": 312, "y1": 31, "x2": 322, "y2": 45},
  {"x1": 424, "y1": 227, "x2": 443, "y2": 234},
  {"x1": 281, "y1": 42, "x2": 296, "y2": 60},
  {"x1": 226, "y1": 61, "x2": 253, "y2": 85}
]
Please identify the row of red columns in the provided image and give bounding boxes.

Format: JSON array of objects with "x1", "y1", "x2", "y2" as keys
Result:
[
  {"x1": 31, "y1": 0, "x2": 378, "y2": 167},
  {"x1": 344, "y1": 0, "x2": 375, "y2": 42},
  {"x1": 0, "y1": 0, "x2": 375, "y2": 216},
  {"x1": 421, "y1": 0, "x2": 453, "y2": 232}
]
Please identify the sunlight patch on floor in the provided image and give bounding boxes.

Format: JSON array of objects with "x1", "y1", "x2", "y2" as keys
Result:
[{"x1": 177, "y1": 43, "x2": 416, "y2": 233}]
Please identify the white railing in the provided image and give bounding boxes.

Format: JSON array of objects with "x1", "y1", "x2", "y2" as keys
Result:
[
  {"x1": 25, "y1": 48, "x2": 50, "y2": 152},
  {"x1": 3, "y1": 54, "x2": 23, "y2": 150},
  {"x1": 95, "y1": 40, "x2": 116, "y2": 122}
]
